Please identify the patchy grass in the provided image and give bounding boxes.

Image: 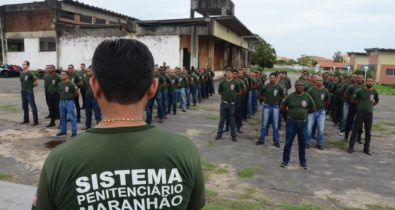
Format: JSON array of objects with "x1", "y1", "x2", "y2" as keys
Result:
[
  {"x1": 204, "y1": 199, "x2": 268, "y2": 210},
  {"x1": 206, "y1": 115, "x2": 219, "y2": 120},
  {"x1": 372, "y1": 123, "x2": 385, "y2": 132},
  {"x1": 237, "y1": 167, "x2": 257, "y2": 179},
  {"x1": 201, "y1": 159, "x2": 230, "y2": 175},
  {"x1": 366, "y1": 204, "x2": 395, "y2": 210},
  {"x1": 248, "y1": 117, "x2": 261, "y2": 126},
  {"x1": 0, "y1": 105, "x2": 19, "y2": 112},
  {"x1": 239, "y1": 187, "x2": 257, "y2": 199},
  {"x1": 280, "y1": 203, "x2": 323, "y2": 210},
  {"x1": 200, "y1": 107, "x2": 218, "y2": 112},
  {"x1": 207, "y1": 139, "x2": 215, "y2": 148},
  {"x1": 326, "y1": 139, "x2": 348, "y2": 150},
  {"x1": 374, "y1": 84, "x2": 395, "y2": 96},
  {"x1": 382, "y1": 121, "x2": 395, "y2": 126},
  {"x1": 0, "y1": 173, "x2": 16, "y2": 181}
]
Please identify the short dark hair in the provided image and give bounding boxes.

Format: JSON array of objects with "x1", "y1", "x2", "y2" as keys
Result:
[
  {"x1": 92, "y1": 39, "x2": 154, "y2": 104},
  {"x1": 269, "y1": 72, "x2": 277, "y2": 77},
  {"x1": 24, "y1": 61, "x2": 30, "y2": 66}
]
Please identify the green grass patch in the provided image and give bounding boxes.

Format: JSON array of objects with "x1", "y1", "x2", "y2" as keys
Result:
[
  {"x1": 366, "y1": 204, "x2": 395, "y2": 210},
  {"x1": 240, "y1": 187, "x2": 257, "y2": 199},
  {"x1": 206, "y1": 115, "x2": 219, "y2": 120},
  {"x1": 237, "y1": 167, "x2": 257, "y2": 179},
  {"x1": 374, "y1": 85, "x2": 395, "y2": 96},
  {"x1": 247, "y1": 118, "x2": 260, "y2": 126},
  {"x1": 382, "y1": 121, "x2": 395, "y2": 126},
  {"x1": 326, "y1": 139, "x2": 348, "y2": 149},
  {"x1": 0, "y1": 173, "x2": 16, "y2": 181},
  {"x1": 202, "y1": 159, "x2": 230, "y2": 175},
  {"x1": 207, "y1": 139, "x2": 215, "y2": 149},
  {"x1": 372, "y1": 123, "x2": 385, "y2": 132},
  {"x1": 205, "y1": 189, "x2": 219, "y2": 201},
  {"x1": 280, "y1": 203, "x2": 323, "y2": 210},
  {"x1": 0, "y1": 105, "x2": 19, "y2": 112}
]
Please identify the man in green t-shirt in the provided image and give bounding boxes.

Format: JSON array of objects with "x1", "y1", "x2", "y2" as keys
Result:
[
  {"x1": 280, "y1": 80, "x2": 316, "y2": 169},
  {"x1": 146, "y1": 65, "x2": 164, "y2": 124},
  {"x1": 347, "y1": 77, "x2": 379, "y2": 155},
  {"x1": 43, "y1": 65, "x2": 61, "y2": 127},
  {"x1": 20, "y1": 60, "x2": 39, "y2": 126},
  {"x1": 83, "y1": 66, "x2": 102, "y2": 129},
  {"x1": 256, "y1": 72, "x2": 284, "y2": 147},
  {"x1": 306, "y1": 76, "x2": 330, "y2": 150},
  {"x1": 215, "y1": 68, "x2": 241, "y2": 142},
  {"x1": 80, "y1": 63, "x2": 88, "y2": 110},
  {"x1": 56, "y1": 71, "x2": 78, "y2": 137},
  {"x1": 67, "y1": 64, "x2": 82, "y2": 123},
  {"x1": 32, "y1": 39, "x2": 205, "y2": 210}
]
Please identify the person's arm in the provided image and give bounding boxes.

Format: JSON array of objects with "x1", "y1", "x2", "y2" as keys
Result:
[
  {"x1": 325, "y1": 90, "x2": 331, "y2": 107},
  {"x1": 33, "y1": 73, "x2": 39, "y2": 87},
  {"x1": 308, "y1": 94, "x2": 316, "y2": 113},
  {"x1": 280, "y1": 97, "x2": 287, "y2": 112},
  {"x1": 31, "y1": 165, "x2": 55, "y2": 210},
  {"x1": 218, "y1": 82, "x2": 223, "y2": 96},
  {"x1": 373, "y1": 91, "x2": 379, "y2": 106}
]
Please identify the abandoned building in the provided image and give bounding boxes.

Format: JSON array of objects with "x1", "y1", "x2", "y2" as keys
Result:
[{"x1": 0, "y1": 0, "x2": 259, "y2": 71}]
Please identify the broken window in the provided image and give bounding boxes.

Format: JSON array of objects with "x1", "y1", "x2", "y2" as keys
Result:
[
  {"x1": 80, "y1": 14, "x2": 92, "y2": 24},
  {"x1": 96, "y1": 18, "x2": 106, "y2": 24},
  {"x1": 7, "y1": 39, "x2": 24, "y2": 52},
  {"x1": 39, "y1": 38, "x2": 56, "y2": 52},
  {"x1": 60, "y1": 11, "x2": 75, "y2": 20}
]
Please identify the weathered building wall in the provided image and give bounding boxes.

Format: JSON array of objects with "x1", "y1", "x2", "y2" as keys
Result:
[
  {"x1": 4, "y1": 10, "x2": 53, "y2": 32},
  {"x1": 7, "y1": 38, "x2": 56, "y2": 69},
  {"x1": 136, "y1": 35, "x2": 180, "y2": 67}
]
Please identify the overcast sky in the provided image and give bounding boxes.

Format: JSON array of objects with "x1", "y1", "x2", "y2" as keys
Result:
[{"x1": 1, "y1": 0, "x2": 395, "y2": 59}]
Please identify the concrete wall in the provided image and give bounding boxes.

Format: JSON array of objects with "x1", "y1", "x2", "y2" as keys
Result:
[
  {"x1": 6, "y1": 38, "x2": 56, "y2": 69},
  {"x1": 212, "y1": 20, "x2": 249, "y2": 49},
  {"x1": 4, "y1": 10, "x2": 53, "y2": 32},
  {"x1": 379, "y1": 64, "x2": 395, "y2": 85},
  {"x1": 353, "y1": 55, "x2": 369, "y2": 69},
  {"x1": 136, "y1": 35, "x2": 180, "y2": 67},
  {"x1": 377, "y1": 52, "x2": 395, "y2": 84},
  {"x1": 58, "y1": 35, "x2": 129, "y2": 69}
]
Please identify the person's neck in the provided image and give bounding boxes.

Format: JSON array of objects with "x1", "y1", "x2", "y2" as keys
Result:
[
  {"x1": 62, "y1": 79, "x2": 68, "y2": 83},
  {"x1": 295, "y1": 91, "x2": 304, "y2": 96},
  {"x1": 226, "y1": 78, "x2": 232, "y2": 82},
  {"x1": 365, "y1": 86, "x2": 372, "y2": 91},
  {"x1": 23, "y1": 69, "x2": 29, "y2": 72},
  {"x1": 316, "y1": 85, "x2": 323, "y2": 89},
  {"x1": 95, "y1": 101, "x2": 147, "y2": 128}
]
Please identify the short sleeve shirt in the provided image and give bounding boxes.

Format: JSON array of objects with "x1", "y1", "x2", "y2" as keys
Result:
[
  {"x1": 44, "y1": 73, "x2": 61, "y2": 93},
  {"x1": 353, "y1": 88, "x2": 379, "y2": 112},
  {"x1": 260, "y1": 83, "x2": 285, "y2": 105},
  {"x1": 307, "y1": 87, "x2": 330, "y2": 111},
  {"x1": 58, "y1": 81, "x2": 77, "y2": 100},
  {"x1": 20, "y1": 71, "x2": 37, "y2": 91},
  {"x1": 218, "y1": 80, "x2": 240, "y2": 102},
  {"x1": 282, "y1": 92, "x2": 315, "y2": 120},
  {"x1": 32, "y1": 125, "x2": 205, "y2": 210}
]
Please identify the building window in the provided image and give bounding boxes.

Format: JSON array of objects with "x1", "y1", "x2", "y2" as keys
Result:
[
  {"x1": 80, "y1": 14, "x2": 92, "y2": 24},
  {"x1": 7, "y1": 39, "x2": 24, "y2": 52},
  {"x1": 386, "y1": 69, "x2": 395, "y2": 76},
  {"x1": 96, "y1": 18, "x2": 106, "y2": 24},
  {"x1": 39, "y1": 38, "x2": 56, "y2": 52},
  {"x1": 60, "y1": 11, "x2": 75, "y2": 20}
]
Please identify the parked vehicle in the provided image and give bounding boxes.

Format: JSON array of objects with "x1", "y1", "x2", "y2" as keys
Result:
[{"x1": 0, "y1": 64, "x2": 23, "y2": 77}]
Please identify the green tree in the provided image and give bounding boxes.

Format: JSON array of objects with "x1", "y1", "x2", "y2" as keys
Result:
[
  {"x1": 297, "y1": 55, "x2": 313, "y2": 66},
  {"x1": 251, "y1": 39, "x2": 276, "y2": 68},
  {"x1": 333, "y1": 51, "x2": 344, "y2": 62}
]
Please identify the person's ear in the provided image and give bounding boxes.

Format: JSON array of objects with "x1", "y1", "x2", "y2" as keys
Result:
[
  {"x1": 147, "y1": 79, "x2": 158, "y2": 99},
  {"x1": 90, "y1": 74, "x2": 102, "y2": 99}
]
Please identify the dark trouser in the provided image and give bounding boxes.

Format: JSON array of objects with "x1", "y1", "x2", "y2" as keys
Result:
[
  {"x1": 345, "y1": 104, "x2": 357, "y2": 139},
  {"x1": 74, "y1": 96, "x2": 81, "y2": 121},
  {"x1": 251, "y1": 90, "x2": 258, "y2": 114},
  {"x1": 241, "y1": 94, "x2": 248, "y2": 120},
  {"x1": 349, "y1": 111, "x2": 372, "y2": 151},
  {"x1": 217, "y1": 102, "x2": 236, "y2": 137},
  {"x1": 47, "y1": 91, "x2": 60, "y2": 124},
  {"x1": 146, "y1": 91, "x2": 163, "y2": 124},
  {"x1": 80, "y1": 86, "x2": 86, "y2": 108},
  {"x1": 85, "y1": 95, "x2": 102, "y2": 128},
  {"x1": 201, "y1": 82, "x2": 207, "y2": 99},
  {"x1": 45, "y1": 91, "x2": 51, "y2": 116},
  {"x1": 167, "y1": 89, "x2": 177, "y2": 114},
  {"x1": 190, "y1": 85, "x2": 197, "y2": 106},
  {"x1": 185, "y1": 87, "x2": 191, "y2": 108},
  {"x1": 205, "y1": 81, "x2": 211, "y2": 97},
  {"x1": 209, "y1": 79, "x2": 215, "y2": 95},
  {"x1": 197, "y1": 84, "x2": 202, "y2": 103},
  {"x1": 21, "y1": 90, "x2": 38, "y2": 124},
  {"x1": 162, "y1": 89, "x2": 168, "y2": 116},
  {"x1": 235, "y1": 97, "x2": 243, "y2": 130},
  {"x1": 282, "y1": 118, "x2": 307, "y2": 165}
]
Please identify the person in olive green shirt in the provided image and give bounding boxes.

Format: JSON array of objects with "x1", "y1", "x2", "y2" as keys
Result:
[
  {"x1": 57, "y1": 71, "x2": 78, "y2": 137},
  {"x1": 306, "y1": 75, "x2": 330, "y2": 150},
  {"x1": 32, "y1": 39, "x2": 205, "y2": 210},
  {"x1": 256, "y1": 72, "x2": 285, "y2": 147},
  {"x1": 83, "y1": 66, "x2": 102, "y2": 129},
  {"x1": 215, "y1": 68, "x2": 241, "y2": 142},
  {"x1": 79, "y1": 63, "x2": 88, "y2": 109},
  {"x1": 348, "y1": 77, "x2": 379, "y2": 155},
  {"x1": 67, "y1": 64, "x2": 82, "y2": 122},
  {"x1": 20, "y1": 60, "x2": 39, "y2": 126},
  {"x1": 281, "y1": 80, "x2": 315, "y2": 169},
  {"x1": 43, "y1": 65, "x2": 61, "y2": 127}
]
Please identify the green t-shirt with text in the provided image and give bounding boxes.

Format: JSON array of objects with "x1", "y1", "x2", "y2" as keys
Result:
[
  {"x1": 307, "y1": 87, "x2": 330, "y2": 111},
  {"x1": 353, "y1": 88, "x2": 379, "y2": 112},
  {"x1": 32, "y1": 125, "x2": 205, "y2": 210},
  {"x1": 44, "y1": 73, "x2": 61, "y2": 93},
  {"x1": 218, "y1": 79, "x2": 240, "y2": 103},
  {"x1": 20, "y1": 71, "x2": 37, "y2": 91},
  {"x1": 260, "y1": 83, "x2": 285, "y2": 105},
  {"x1": 282, "y1": 92, "x2": 315, "y2": 120},
  {"x1": 58, "y1": 81, "x2": 77, "y2": 100}
]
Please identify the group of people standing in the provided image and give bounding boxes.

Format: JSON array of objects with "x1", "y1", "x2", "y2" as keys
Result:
[
  {"x1": 215, "y1": 68, "x2": 379, "y2": 169},
  {"x1": 19, "y1": 61, "x2": 101, "y2": 137},
  {"x1": 145, "y1": 62, "x2": 216, "y2": 124}
]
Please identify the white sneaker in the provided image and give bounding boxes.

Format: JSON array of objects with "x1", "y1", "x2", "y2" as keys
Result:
[{"x1": 338, "y1": 132, "x2": 344, "y2": 136}]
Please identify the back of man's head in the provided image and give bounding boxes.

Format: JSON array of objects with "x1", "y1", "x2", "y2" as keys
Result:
[{"x1": 92, "y1": 39, "x2": 154, "y2": 105}]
